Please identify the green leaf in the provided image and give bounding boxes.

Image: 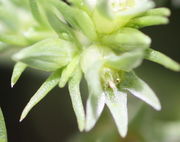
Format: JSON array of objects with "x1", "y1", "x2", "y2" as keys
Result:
[
  {"x1": 59, "y1": 56, "x2": 80, "y2": 88},
  {"x1": 145, "y1": 8, "x2": 171, "y2": 17},
  {"x1": 45, "y1": 9, "x2": 80, "y2": 46},
  {"x1": 145, "y1": 48, "x2": 180, "y2": 72},
  {"x1": 12, "y1": 38, "x2": 76, "y2": 72},
  {"x1": 0, "y1": 108, "x2": 7, "y2": 142},
  {"x1": 102, "y1": 28, "x2": 151, "y2": 51},
  {"x1": 127, "y1": 16, "x2": 169, "y2": 29},
  {"x1": 104, "y1": 50, "x2": 144, "y2": 71},
  {"x1": 105, "y1": 91, "x2": 128, "y2": 137},
  {"x1": 11, "y1": 62, "x2": 27, "y2": 87},
  {"x1": 120, "y1": 72, "x2": 161, "y2": 111},
  {"x1": 68, "y1": 68, "x2": 85, "y2": 131},
  {"x1": 20, "y1": 69, "x2": 62, "y2": 121},
  {"x1": 54, "y1": 1, "x2": 97, "y2": 40}
]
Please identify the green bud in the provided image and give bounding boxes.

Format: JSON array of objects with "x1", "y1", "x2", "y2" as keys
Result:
[
  {"x1": 101, "y1": 28, "x2": 151, "y2": 51},
  {"x1": 12, "y1": 38, "x2": 77, "y2": 71}
]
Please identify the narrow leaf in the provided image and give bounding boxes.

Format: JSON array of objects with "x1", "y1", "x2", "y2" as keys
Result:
[
  {"x1": 105, "y1": 91, "x2": 128, "y2": 137},
  {"x1": 59, "y1": 56, "x2": 80, "y2": 88},
  {"x1": 104, "y1": 50, "x2": 144, "y2": 71},
  {"x1": 127, "y1": 16, "x2": 169, "y2": 29},
  {"x1": 11, "y1": 62, "x2": 27, "y2": 87},
  {"x1": 145, "y1": 48, "x2": 180, "y2": 72},
  {"x1": 55, "y1": 1, "x2": 97, "y2": 40},
  {"x1": 68, "y1": 68, "x2": 85, "y2": 131},
  {"x1": 120, "y1": 72, "x2": 161, "y2": 111},
  {"x1": 45, "y1": 8, "x2": 78, "y2": 43},
  {"x1": 0, "y1": 108, "x2": 7, "y2": 142},
  {"x1": 20, "y1": 69, "x2": 61, "y2": 121},
  {"x1": 145, "y1": 8, "x2": 171, "y2": 17}
]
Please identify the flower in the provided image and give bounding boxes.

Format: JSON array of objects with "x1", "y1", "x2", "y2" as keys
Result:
[{"x1": 3, "y1": 0, "x2": 179, "y2": 137}]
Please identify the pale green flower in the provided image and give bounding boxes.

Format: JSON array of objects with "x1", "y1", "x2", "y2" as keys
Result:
[{"x1": 0, "y1": 0, "x2": 178, "y2": 137}]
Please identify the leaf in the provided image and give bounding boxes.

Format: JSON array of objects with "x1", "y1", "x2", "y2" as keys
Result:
[
  {"x1": 45, "y1": 10, "x2": 80, "y2": 46},
  {"x1": 20, "y1": 69, "x2": 61, "y2": 121},
  {"x1": 12, "y1": 38, "x2": 76, "y2": 72},
  {"x1": 68, "y1": 68, "x2": 85, "y2": 131},
  {"x1": 54, "y1": 1, "x2": 97, "y2": 40},
  {"x1": 102, "y1": 28, "x2": 151, "y2": 51},
  {"x1": 145, "y1": 48, "x2": 180, "y2": 72},
  {"x1": 105, "y1": 91, "x2": 128, "y2": 137},
  {"x1": 127, "y1": 16, "x2": 169, "y2": 29},
  {"x1": 120, "y1": 72, "x2": 161, "y2": 111},
  {"x1": 0, "y1": 108, "x2": 7, "y2": 142},
  {"x1": 104, "y1": 50, "x2": 144, "y2": 71},
  {"x1": 144, "y1": 8, "x2": 171, "y2": 17},
  {"x1": 59, "y1": 56, "x2": 80, "y2": 88},
  {"x1": 11, "y1": 62, "x2": 27, "y2": 87}
]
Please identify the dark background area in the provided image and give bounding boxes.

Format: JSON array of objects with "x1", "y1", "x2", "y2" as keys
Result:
[{"x1": 0, "y1": 1, "x2": 180, "y2": 142}]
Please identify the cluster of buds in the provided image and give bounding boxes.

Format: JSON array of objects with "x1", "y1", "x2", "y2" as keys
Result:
[{"x1": 1, "y1": 0, "x2": 179, "y2": 137}]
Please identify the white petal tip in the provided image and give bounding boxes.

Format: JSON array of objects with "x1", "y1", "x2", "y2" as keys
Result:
[{"x1": 11, "y1": 83, "x2": 14, "y2": 88}]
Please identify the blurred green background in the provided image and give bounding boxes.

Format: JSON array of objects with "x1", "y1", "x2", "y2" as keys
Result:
[{"x1": 0, "y1": 1, "x2": 180, "y2": 142}]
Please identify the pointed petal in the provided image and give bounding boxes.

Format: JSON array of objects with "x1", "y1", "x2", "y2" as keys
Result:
[
  {"x1": 145, "y1": 48, "x2": 180, "y2": 72},
  {"x1": 68, "y1": 68, "x2": 85, "y2": 131},
  {"x1": 80, "y1": 46, "x2": 105, "y2": 131},
  {"x1": 11, "y1": 62, "x2": 27, "y2": 87},
  {"x1": 85, "y1": 63, "x2": 105, "y2": 131},
  {"x1": 120, "y1": 72, "x2": 161, "y2": 111},
  {"x1": 105, "y1": 91, "x2": 128, "y2": 137},
  {"x1": 20, "y1": 69, "x2": 61, "y2": 121}
]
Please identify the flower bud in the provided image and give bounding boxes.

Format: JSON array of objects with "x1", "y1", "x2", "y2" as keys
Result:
[{"x1": 13, "y1": 38, "x2": 78, "y2": 71}]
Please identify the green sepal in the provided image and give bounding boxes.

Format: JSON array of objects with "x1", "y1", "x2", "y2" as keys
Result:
[
  {"x1": 145, "y1": 48, "x2": 180, "y2": 72},
  {"x1": 120, "y1": 72, "x2": 161, "y2": 111},
  {"x1": 54, "y1": 1, "x2": 97, "y2": 40},
  {"x1": 59, "y1": 56, "x2": 80, "y2": 88},
  {"x1": 11, "y1": 62, "x2": 27, "y2": 87},
  {"x1": 20, "y1": 69, "x2": 62, "y2": 121},
  {"x1": 0, "y1": 108, "x2": 7, "y2": 142},
  {"x1": 104, "y1": 50, "x2": 144, "y2": 72},
  {"x1": 105, "y1": 91, "x2": 128, "y2": 138},
  {"x1": 127, "y1": 15, "x2": 169, "y2": 29},
  {"x1": 12, "y1": 38, "x2": 76, "y2": 72},
  {"x1": 68, "y1": 67, "x2": 85, "y2": 131},
  {"x1": 102, "y1": 28, "x2": 151, "y2": 51}
]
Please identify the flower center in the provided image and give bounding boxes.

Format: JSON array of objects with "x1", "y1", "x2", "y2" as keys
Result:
[{"x1": 111, "y1": 0, "x2": 136, "y2": 12}]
